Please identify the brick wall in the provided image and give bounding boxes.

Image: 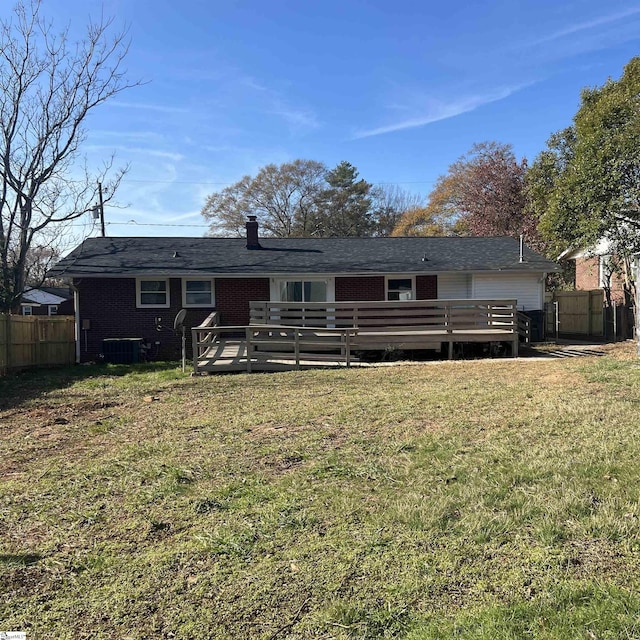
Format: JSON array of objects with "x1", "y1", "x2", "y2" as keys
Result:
[
  {"x1": 75, "y1": 277, "x2": 269, "y2": 362},
  {"x1": 575, "y1": 257, "x2": 626, "y2": 304},
  {"x1": 575, "y1": 257, "x2": 600, "y2": 291},
  {"x1": 335, "y1": 276, "x2": 385, "y2": 301},
  {"x1": 335, "y1": 275, "x2": 438, "y2": 301},
  {"x1": 416, "y1": 275, "x2": 437, "y2": 299},
  {"x1": 215, "y1": 278, "x2": 270, "y2": 325}
]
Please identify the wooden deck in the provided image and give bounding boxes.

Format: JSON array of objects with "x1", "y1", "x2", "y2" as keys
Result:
[{"x1": 192, "y1": 300, "x2": 530, "y2": 373}]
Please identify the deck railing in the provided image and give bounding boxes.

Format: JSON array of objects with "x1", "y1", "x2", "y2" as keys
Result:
[
  {"x1": 192, "y1": 318, "x2": 356, "y2": 372},
  {"x1": 193, "y1": 299, "x2": 525, "y2": 372},
  {"x1": 250, "y1": 299, "x2": 518, "y2": 331}
]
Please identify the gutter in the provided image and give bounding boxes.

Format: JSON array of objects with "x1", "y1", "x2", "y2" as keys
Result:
[{"x1": 71, "y1": 282, "x2": 80, "y2": 364}]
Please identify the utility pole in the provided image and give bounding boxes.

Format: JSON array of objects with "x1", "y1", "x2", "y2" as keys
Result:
[{"x1": 97, "y1": 181, "x2": 106, "y2": 237}]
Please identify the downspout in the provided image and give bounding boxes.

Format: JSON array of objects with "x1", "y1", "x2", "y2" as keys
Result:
[{"x1": 72, "y1": 281, "x2": 80, "y2": 364}]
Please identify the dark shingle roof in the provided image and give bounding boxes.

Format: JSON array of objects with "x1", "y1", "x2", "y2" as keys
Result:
[{"x1": 50, "y1": 236, "x2": 558, "y2": 277}]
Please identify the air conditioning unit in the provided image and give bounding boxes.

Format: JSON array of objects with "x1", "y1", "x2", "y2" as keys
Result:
[{"x1": 101, "y1": 338, "x2": 144, "y2": 364}]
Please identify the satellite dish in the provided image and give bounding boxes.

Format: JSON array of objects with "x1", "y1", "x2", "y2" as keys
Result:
[
  {"x1": 173, "y1": 309, "x2": 188, "y2": 373},
  {"x1": 173, "y1": 309, "x2": 187, "y2": 331}
]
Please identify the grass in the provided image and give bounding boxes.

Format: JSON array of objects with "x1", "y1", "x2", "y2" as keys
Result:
[{"x1": 1, "y1": 343, "x2": 640, "y2": 639}]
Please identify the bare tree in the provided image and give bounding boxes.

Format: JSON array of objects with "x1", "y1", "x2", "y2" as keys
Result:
[
  {"x1": 371, "y1": 184, "x2": 424, "y2": 236},
  {"x1": 0, "y1": 1, "x2": 138, "y2": 312}
]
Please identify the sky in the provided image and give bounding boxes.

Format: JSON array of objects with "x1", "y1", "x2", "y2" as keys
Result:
[{"x1": 14, "y1": 0, "x2": 640, "y2": 241}]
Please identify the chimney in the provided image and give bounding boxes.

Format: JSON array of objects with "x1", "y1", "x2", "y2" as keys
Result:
[{"x1": 246, "y1": 215, "x2": 261, "y2": 250}]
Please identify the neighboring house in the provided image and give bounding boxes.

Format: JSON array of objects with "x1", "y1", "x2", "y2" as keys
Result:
[
  {"x1": 560, "y1": 239, "x2": 635, "y2": 305},
  {"x1": 49, "y1": 218, "x2": 558, "y2": 363},
  {"x1": 21, "y1": 287, "x2": 74, "y2": 316}
]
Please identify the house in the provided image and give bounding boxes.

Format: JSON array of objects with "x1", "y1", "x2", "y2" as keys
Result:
[
  {"x1": 20, "y1": 287, "x2": 74, "y2": 316},
  {"x1": 49, "y1": 218, "x2": 558, "y2": 363},
  {"x1": 560, "y1": 239, "x2": 636, "y2": 306}
]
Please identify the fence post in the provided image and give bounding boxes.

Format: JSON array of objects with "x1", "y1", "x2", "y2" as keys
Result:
[
  {"x1": 6, "y1": 314, "x2": 11, "y2": 372},
  {"x1": 245, "y1": 327, "x2": 253, "y2": 373},
  {"x1": 1, "y1": 314, "x2": 9, "y2": 374}
]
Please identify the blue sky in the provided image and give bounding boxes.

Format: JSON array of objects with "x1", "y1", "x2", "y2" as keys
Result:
[{"x1": 26, "y1": 0, "x2": 640, "y2": 239}]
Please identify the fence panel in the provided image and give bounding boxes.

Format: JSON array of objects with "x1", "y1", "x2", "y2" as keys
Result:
[
  {"x1": 553, "y1": 290, "x2": 604, "y2": 336},
  {"x1": 0, "y1": 315, "x2": 75, "y2": 374}
]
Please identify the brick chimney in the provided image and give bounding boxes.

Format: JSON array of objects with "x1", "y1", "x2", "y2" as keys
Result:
[{"x1": 246, "y1": 215, "x2": 261, "y2": 250}]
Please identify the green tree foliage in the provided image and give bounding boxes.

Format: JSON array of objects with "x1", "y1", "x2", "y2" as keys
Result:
[
  {"x1": 534, "y1": 57, "x2": 640, "y2": 302},
  {"x1": 312, "y1": 161, "x2": 374, "y2": 237}
]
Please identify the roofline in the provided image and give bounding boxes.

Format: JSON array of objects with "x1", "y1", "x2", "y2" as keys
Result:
[{"x1": 59, "y1": 267, "x2": 557, "y2": 279}]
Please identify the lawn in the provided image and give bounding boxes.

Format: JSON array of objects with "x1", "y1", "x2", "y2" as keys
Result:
[{"x1": 1, "y1": 343, "x2": 640, "y2": 639}]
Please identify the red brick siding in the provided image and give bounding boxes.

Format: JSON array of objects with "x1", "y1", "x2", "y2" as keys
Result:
[
  {"x1": 75, "y1": 276, "x2": 270, "y2": 362},
  {"x1": 335, "y1": 275, "x2": 437, "y2": 301},
  {"x1": 335, "y1": 276, "x2": 385, "y2": 301},
  {"x1": 416, "y1": 275, "x2": 437, "y2": 300},
  {"x1": 214, "y1": 278, "x2": 270, "y2": 325},
  {"x1": 575, "y1": 257, "x2": 625, "y2": 304},
  {"x1": 575, "y1": 257, "x2": 600, "y2": 291}
]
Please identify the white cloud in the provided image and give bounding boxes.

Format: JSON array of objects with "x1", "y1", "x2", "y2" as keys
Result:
[
  {"x1": 532, "y1": 6, "x2": 640, "y2": 45},
  {"x1": 353, "y1": 84, "x2": 528, "y2": 139},
  {"x1": 85, "y1": 144, "x2": 185, "y2": 162},
  {"x1": 109, "y1": 100, "x2": 190, "y2": 114}
]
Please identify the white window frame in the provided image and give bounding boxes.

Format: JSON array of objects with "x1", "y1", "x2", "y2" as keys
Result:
[
  {"x1": 385, "y1": 275, "x2": 416, "y2": 301},
  {"x1": 270, "y1": 277, "x2": 335, "y2": 303},
  {"x1": 22, "y1": 305, "x2": 33, "y2": 316},
  {"x1": 182, "y1": 278, "x2": 215, "y2": 308},
  {"x1": 48, "y1": 305, "x2": 58, "y2": 316},
  {"x1": 136, "y1": 278, "x2": 170, "y2": 308}
]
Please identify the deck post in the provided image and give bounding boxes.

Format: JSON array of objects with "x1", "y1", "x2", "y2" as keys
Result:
[
  {"x1": 191, "y1": 327, "x2": 199, "y2": 373},
  {"x1": 294, "y1": 328, "x2": 300, "y2": 369},
  {"x1": 448, "y1": 340, "x2": 454, "y2": 360},
  {"x1": 345, "y1": 329, "x2": 351, "y2": 367},
  {"x1": 245, "y1": 327, "x2": 253, "y2": 372}
]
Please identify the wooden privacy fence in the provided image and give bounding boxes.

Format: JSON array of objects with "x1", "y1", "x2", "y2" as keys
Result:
[
  {"x1": 546, "y1": 290, "x2": 604, "y2": 337},
  {"x1": 0, "y1": 314, "x2": 75, "y2": 374}
]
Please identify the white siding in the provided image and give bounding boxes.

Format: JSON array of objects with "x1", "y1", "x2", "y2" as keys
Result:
[
  {"x1": 437, "y1": 273, "x2": 471, "y2": 299},
  {"x1": 471, "y1": 273, "x2": 543, "y2": 310}
]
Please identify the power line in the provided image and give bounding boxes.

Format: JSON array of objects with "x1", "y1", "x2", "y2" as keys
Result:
[
  {"x1": 107, "y1": 221, "x2": 209, "y2": 227},
  {"x1": 121, "y1": 178, "x2": 437, "y2": 187}
]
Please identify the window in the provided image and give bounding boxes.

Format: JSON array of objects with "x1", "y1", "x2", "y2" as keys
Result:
[
  {"x1": 183, "y1": 279, "x2": 214, "y2": 307},
  {"x1": 137, "y1": 278, "x2": 170, "y2": 308},
  {"x1": 22, "y1": 305, "x2": 33, "y2": 316},
  {"x1": 279, "y1": 280, "x2": 327, "y2": 302},
  {"x1": 386, "y1": 277, "x2": 414, "y2": 301},
  {"x1": 48, "y1": 305, "x2": 58, "y2": 316}
]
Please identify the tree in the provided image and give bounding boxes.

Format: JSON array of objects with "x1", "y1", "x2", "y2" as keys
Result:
[
  {"x1": 202, "y1": 159, "x2": 391, "y2": 238},
  {"x1": 202, "y1": 159, "x2": 327, "y2": 237},
  {"x1": 0, "y1": 1, "x2": 136, "y2": 312},
  {"x1": 371, "y1": 184, "x2": 424, "y2": 236},
  {"x1": 391, "y1": 174, "x2": 461, "y2": 237},
  {"x1": 392, "y1": 142, "x2": 540, "y2": 247},
  {"x1": 536, "y1": 57, "x2": 640, "y2": 311},
  {"x1": 312, "y1": 161, "x2": 374, "y2": 237}
]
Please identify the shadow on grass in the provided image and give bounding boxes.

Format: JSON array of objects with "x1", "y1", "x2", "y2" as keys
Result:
[
  {"x1": 0, "y1": 361, "x2": 182, "y2": 412},
  {"x1": 0, "y1": 553, "x2": 43, "y2": 566}
]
